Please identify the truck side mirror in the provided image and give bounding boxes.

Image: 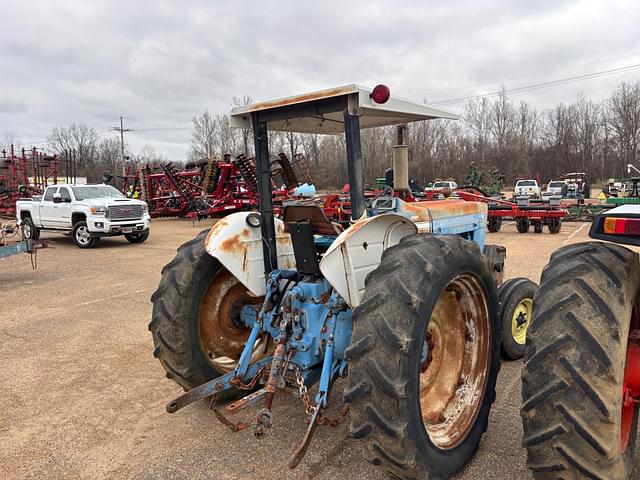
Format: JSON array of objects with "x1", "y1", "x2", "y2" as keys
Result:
[{"x1": 53, "y1": 195, "x2": 62, "y2": 204}]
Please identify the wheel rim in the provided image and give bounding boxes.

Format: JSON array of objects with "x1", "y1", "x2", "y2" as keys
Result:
[
  {"x1": 511, "y1": 298, "x2": 532, "y2": 345},
  {"x1": 23, "y1": 222, "x2": 31, "y2": 238},
  {"x1": 419, "y1": 273, "x2": 492, "y2": 450},
  {"x1": 198, "y1": 270, "x2": 267, "y2": 373},
  {"x1": 621, "y1": 304, "x2": 640, "y2": 452},
  {"x1": 75, "y1": 225, "x2": 90, "y2": 245}
]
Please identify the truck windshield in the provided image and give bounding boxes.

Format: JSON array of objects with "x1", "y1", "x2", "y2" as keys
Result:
[
  {"x1": 517, "y1": 180, "x2": 536, "y2": 186},
  {"x1": 549, "y1": 182, "x2": 564, "y2": 188},
  {"x1": 433, "y1": 182, "x2": 450, "y2": 188},
  {"x1": 72, "y1": 185, "x2": 125, "y2": 200}
]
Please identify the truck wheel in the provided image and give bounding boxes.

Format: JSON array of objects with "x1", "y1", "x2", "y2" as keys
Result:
[
  {"x1": 345, "y1": 235, "x2": 500, "y2": 479},
  {"x1": 534, "y1": 222, "x2": 543, "y2": 234},
  {"x1": 125, "y1": 229, "x2": 150, "y2": 244},
  {"x1": 149, "y1": 229, "x2": 267, "y2": 395},
  {"x1": 72, "y1": 221, "x2": 96, "y2": 248},
  {"x1": 488, "y1": 216, "x2": 502, "y2": 233},
  {"x1": 516, "y1": 217, "x2": 530, "y2": 233},
  {"x1": 548, "y1": 218, "x2": 562, "y2": 234},
  {"x1": 498, "y1": 278, "x2": 537, "y2": 360},
  {"x1": 21, "y1": 216, "x2": 40, "y2": 240},
  {"x1": 522, "y1": 241, "x2": 640, "y2": 479}
]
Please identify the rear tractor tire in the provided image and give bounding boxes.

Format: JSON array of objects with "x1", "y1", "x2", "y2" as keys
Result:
[
  {"x1": 498, "y1": 277, "x2": 537, "y2": 360},
  {"x1": 522, "y1": 241, "x2": 640, "y2": 479},
  {"x1": 345, "y1": 235, "x2": 501, "y2": 479},
  {"x1": 516, "y1": 217, "x2": 530, "y2": 233},
  {"x1": 149, "y1": 229, "x2": 267, "y2": 398},
  {"x1": 488, "y1": 216, "x2": 502, "y2": 233}
]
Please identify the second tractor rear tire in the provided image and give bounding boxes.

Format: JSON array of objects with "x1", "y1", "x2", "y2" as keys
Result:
[
  {"x1": 345, "y1": 235, "x2": 501, "y2": 479},
  {"x1": 522, "y1": 241, "x2": 640, "y2": 479}
]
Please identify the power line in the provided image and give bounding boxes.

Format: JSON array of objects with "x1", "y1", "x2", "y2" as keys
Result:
[
  {"x1": 430, "y1": 62, "x2": 640, "y2": 106},
  {"x1": 431, "y1": 51, "x2": 640, "y2": 97}
]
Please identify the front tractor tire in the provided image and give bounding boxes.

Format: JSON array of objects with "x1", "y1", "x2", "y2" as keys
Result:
[
  {"x1": 522, "y1": 242, "x2": 640, "y2": 479},
  {"x1": 149, "y1": 229, "x2": 265, "y2": 398},
  {"x1": 498, "y1": 277, "x2": 538, "y2": 360},
  {"x1": 345, "y1": 235, "x2": 501, "y2": 479}
]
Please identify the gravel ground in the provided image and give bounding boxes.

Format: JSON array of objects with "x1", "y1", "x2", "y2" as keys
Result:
[{"x1": 0, "y1": 218, "x2": 631, "y2": 479}]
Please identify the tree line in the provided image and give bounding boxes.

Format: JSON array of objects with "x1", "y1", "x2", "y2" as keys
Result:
[{"x1": 3, "y1": 81, "x2": 639, "y2": 188}]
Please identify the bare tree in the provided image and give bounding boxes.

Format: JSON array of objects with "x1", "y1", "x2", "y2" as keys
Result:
[
  {"x1": 187, "y1": 110, "x2": 216, "y2": 161},
  {"x1": 463, "y1": 97, "x2": 492, "y2": 163},
  {"x1": 609, "y1": 81, "x2": 640, "y2": 173}
]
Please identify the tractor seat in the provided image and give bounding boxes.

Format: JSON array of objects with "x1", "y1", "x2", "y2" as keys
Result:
[
  {"x1": 283, "y1": 205, "x2": 344, "y2": 236},
  {"x1": 283, "y1": 205, "x2": 343, "y2": 275}
]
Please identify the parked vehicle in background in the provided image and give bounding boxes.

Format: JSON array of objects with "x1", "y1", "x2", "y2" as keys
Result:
[
  {"x1": 431, "y1": 180, "x2": 458, "y2": 190},
  {"x1": 542, "y1": 180, "x2": 567, "y2": 198},
  {"x1": 563, "y1": 172, "x2": 590, "y2": 199},
  {"x1": 16, "y1": 184, "x2": 150, "y2": 248},
  {"x1": 514, "y1": 179, "x2": 540, "y2": 198}
]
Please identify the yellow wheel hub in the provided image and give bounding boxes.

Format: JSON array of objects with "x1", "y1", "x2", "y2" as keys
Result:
[{"x1": 511, "y1": 298, "x2": 532, "y2": 345}]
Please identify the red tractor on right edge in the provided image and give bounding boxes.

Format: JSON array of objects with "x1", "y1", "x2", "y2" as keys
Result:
[{"x1": 522, "y1": 204, "x2": 640, "y2": 479}]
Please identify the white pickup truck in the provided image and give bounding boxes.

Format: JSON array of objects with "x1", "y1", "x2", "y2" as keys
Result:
[{"x1": 16, "y1": 184, "x2": 150, "y2": 248}]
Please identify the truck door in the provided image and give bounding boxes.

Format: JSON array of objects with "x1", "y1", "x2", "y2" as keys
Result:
[
  {"x1": 39, "y1": 186, "x2": 58, "y2": 226},
  {"x1": 56, "y1": 187, "x2": 73, "y2": 228}
]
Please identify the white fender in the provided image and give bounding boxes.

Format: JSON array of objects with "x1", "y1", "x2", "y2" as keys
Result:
[
  {"x1": 205, "y1": 212, "x2": 296, "y2": 297},
  {"x1": 319, "y1": 214, "x2": 417, "y2": 308}
]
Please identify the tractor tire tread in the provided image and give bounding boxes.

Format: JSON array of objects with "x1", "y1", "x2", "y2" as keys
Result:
[
  {"x1": 522, "y1": 241, "x2": 640, "y2": 479},
  {"x1": 345, "y1": 234, "x2": 500, "y2": 480}
]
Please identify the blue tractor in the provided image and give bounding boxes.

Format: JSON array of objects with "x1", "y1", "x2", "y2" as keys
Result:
[{"x1": 150, "y1": 85, "x2": 508, "y2": 479}]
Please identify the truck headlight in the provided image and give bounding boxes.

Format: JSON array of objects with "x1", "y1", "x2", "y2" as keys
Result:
[
  {"x1": 142, "y1": 203, "x2": 149, "y2": 214},
  {"x1": 90, "y1": 206, "x2": 107, "y2": 215}
]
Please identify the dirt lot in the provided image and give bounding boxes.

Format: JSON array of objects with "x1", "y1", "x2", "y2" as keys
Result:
[{"x1": 0, "y1": 218, "x2": 631, "y2": 479}]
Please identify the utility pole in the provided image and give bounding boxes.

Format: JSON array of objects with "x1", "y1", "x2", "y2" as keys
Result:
[{"x1": 112, "y1": 116, "x2": 131, "y2": 176}]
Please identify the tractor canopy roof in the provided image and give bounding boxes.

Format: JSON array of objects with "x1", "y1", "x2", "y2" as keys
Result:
[{"x1": 229, "y1": 84, "x2": 457, "y2": 134}]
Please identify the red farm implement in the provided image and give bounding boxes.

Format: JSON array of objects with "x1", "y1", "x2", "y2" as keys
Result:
[
  {"x1": 453, "y1": 187, "x2": 567, "y2": 234},
  {"x1": 0, "y1": 146, "x2": 67, "y2": 218},
  {"x1": 113, "y1": 152, "x2": 314, "y2": 219}
]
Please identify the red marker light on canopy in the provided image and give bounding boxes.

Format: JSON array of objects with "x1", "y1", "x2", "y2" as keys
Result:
[{"x1": 370, "y1": 84, "x2": 391, "y2": 104}]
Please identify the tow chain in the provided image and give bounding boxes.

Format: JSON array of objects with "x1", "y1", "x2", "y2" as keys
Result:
[
  {"x1": 230, "y1": 366, "x2": 267, "y2": 391},
  {"x1": 294, "y1": 365, "x2": 350, "y2": 427},
  {"x1": 209, "y1": 394, "x2": 249, "y2": 432},
  {"x1": 208, "y1": 366, "x2": 268, "y2": 432}
]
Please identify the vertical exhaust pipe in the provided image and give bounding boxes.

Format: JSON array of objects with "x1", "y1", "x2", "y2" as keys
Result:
[{"x1": 393, "y1": 124, "x2": 409, "y2": 192}]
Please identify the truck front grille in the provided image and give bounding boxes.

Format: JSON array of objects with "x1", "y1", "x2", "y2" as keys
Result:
[{"x1": 107, "y1": 205, "x2": 143, "y2": 220}]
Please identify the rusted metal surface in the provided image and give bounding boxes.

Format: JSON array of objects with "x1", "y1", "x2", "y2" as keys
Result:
[
  {"x1": 198, "y1": 269, "x2": 266, "y2": 373},
  {"x1": 224, "y1": 388, "x2": 267, "y2": 415},
  {"x1": 205, "y1": 212, "x2": 296, "y2": 298},
  {"x1": 419, "y1": 273, "x2": 491, "y2": 450},
  {"x1": 233, "y1": 85, "x2": 357, "y2": 115},
  {"x1": 400, "y1": 199, "x2": 486, "y2": 222}
]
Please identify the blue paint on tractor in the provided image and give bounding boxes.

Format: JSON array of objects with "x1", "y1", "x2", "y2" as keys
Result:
[{"x1": 239, "y1": 272, "x2": 352, "y2": 404}]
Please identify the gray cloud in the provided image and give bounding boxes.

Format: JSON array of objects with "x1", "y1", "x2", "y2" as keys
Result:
[{"x1": 1, "y1": 0, "x2": 639, "y2": 159}]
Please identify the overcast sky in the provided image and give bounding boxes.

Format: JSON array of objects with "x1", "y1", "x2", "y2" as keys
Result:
[{"x1": 1, "y1": 0, "x2": 639, "y2": 160}]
